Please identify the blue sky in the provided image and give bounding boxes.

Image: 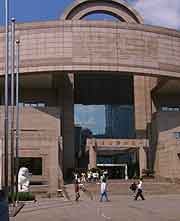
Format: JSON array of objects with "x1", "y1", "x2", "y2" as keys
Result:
[
  {"x1": 0, "y1": 0, "x2": 72, "y2": 25},
  {"x1": 0, "y1": 0, "x2": 180, "y2": 29}
]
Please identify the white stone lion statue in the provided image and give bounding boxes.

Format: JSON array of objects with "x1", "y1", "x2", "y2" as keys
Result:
[{"x1": 18, "y1": 167, "x2": 32, "y2": 192}]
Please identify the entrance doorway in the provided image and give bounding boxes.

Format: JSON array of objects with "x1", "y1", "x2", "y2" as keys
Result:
[{"x1": 97, "y1": 164, "x2": 128, "y2": 179}]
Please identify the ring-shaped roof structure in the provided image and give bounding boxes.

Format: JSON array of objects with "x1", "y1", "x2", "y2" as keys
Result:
[{"x1": 61, "y1": 0, "x2": 144, "y2": 23}]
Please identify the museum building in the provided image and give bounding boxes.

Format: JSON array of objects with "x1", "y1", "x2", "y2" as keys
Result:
[{"x1": 0, "y1": 0, "x2": 180, "y2": 193}]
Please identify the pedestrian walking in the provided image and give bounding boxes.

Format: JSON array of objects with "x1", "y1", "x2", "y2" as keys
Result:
[
  {"x1": 74, "y1": 179, "x2": 80, "y2": 201},
  {"x1": 81, "y1": 172, "x2": 86, "y2": 183},
  {"x1": 129, "y1": 181, "x2": 137, "y2": 195},
  {"x1": 134, "y1": 178, "x2": 145, "y2": 200},
  {"x1": 100, "y1": 177, "x2": 109, "y2": 202},
  {"x1": 87, "y1": 171, "x2": 91, "y2": 182}
]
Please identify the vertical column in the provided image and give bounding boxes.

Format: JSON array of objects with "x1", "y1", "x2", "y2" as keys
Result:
[
  {"x1": 134, "y1": 76, "x2": 146, "y2": 138},
  {"x1": 134, "y1": 76, "x2": 151, "y2": 138},
  {"x1": 55, "y1": 75, "x2": 65, "y2": 185},
  {"x1": 139, "y1": 146, "x2": 147, "y2": 177},
  {"x1": 48, "y1": 141, "x2": 59, "y2": 194},
  {"x1": 0, "y1": 139, "x2": 3, "y2": 189},
  {"x1": 62, "y1": 73, "x2": 75, "y2": 177},
  {"x1": 125, "y1": 164, "x2": 128, "y2": 180},
  {"x1": 149, "y1": 77, "x2": 158, "y2": 114},
  {"x1": 144, "y1": 77, "x2": 153, "y2": 123},
  {"x1": 58, "y1": 136, "x2": 64, "y2": 188},
  {"x1": 89, "y1": 145, "x2": 97, "y2": 169}
]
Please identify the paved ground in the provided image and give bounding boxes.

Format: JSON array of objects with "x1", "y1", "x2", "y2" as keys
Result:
[{"x1": 11, "y1": 194, "x2": 180, "y2": 221}]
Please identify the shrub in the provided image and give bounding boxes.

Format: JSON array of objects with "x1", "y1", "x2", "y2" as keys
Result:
[{"x1": 8, "y1": 192, "x2": 35, "y2": 203}]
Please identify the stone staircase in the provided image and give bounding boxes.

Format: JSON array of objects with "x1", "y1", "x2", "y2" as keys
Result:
[
  {"x1": 31, "y1": 180, "x2": 180, "y2": 201},
  {"x1": 62, "y1": 183, "x2": 93, "y2": 201},
  {"x1": 64, "y1": 180, "x2": 180, "y2": 199},
  {"x1": 19, "y1": 198, "x2": 73, "y2": 215}
]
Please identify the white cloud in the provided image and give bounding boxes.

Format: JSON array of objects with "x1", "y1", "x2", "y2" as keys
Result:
[{"x1": 131, "y1": 0, "x2": 180, "y2": 30}]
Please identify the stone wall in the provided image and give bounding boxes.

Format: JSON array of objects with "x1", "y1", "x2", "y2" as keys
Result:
[
  {"x1": 152, "y1": 111, "x2": 180, "y2": 181},
  {"x1": 0, "y1": 106, "x2": 62, "y2": 192},
  {"x1": 0, "y1": 20, "x2": 180, "y2": 78}
]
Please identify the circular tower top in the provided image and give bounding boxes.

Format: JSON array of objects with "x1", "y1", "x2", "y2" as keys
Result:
[{"x1": 61, "y1": 0, "x2": 143, "y2": 24}]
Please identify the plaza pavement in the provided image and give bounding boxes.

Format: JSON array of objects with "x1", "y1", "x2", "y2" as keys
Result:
[{"x1": 11, "y1": 194, "x2": 180, "y2": 221}]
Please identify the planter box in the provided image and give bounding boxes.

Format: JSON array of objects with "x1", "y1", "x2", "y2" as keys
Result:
[{"x1": 9, "y1": 202, "x2": 24, "y2": 217}]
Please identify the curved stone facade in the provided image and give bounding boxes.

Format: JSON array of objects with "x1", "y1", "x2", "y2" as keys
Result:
[{"x1": 0, "y1": 21, "x2": 180, "y2": 78}]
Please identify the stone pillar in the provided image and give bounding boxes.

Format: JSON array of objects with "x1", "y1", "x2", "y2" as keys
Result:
[
  {"x1": 134, "y1": 76, "x2": 151, "y2": 138},
  {"x1": 0, "y1": 139, "x2": 2, "y2": 189},
  {"x1": 62, "y1": 73, "x2": 75, "y2": 177},
  {"x1": 125, "y1": 164, "x2": 128, "y2": 180},
  {"x1": 48, "y1": 141, "x2": 59, "y2": 193},
  {"x1": 89, "y1": 145, "x2": 97, "y2": 169},
  {"x1": 139, "y1": 146, "x2": 147, "y2": 177},
  {"x1": 58, "y1": 136, "x2": 64, "y2": 188}
]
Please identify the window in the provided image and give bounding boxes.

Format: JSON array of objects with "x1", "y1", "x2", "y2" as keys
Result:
[
  {"x1": 37, "y1": 103, "x2": 46, "y2": 107},
  {"x1": 161, "y1": 106, "x2": 180, "y2": 112},
  {"x1": 74, "y1": 104, "x2": 135, "y2": 138},
  {"x1": 16, "y1": 157, "x2": 42, "y2": 175},
  {"x1": 177, "y1": 153, "x2": 180, "y2": 160},
  {"x1": 162, "y1": 107, "x2": 168, "y2": 111},
  {"x1": 24, "y1": 103, "x2": 30, "y2": 107},
  {"x1": 19, "y1": 102, "x2": 46, "y2": 107},
  {"x1": 174, "y1": 132, "x2": 180, "y2": 139}
]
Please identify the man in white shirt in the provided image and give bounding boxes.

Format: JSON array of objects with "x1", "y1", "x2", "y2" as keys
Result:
[{"x1": 134, "y1": 178, "x2": 145, "y2": 200}]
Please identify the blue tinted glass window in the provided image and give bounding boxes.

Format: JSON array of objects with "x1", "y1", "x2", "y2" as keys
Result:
[
  {"x1": 74, "y1": 104, "x2": 135, "y2": 138},
  {"x1": 174, "y1": 132, "x2": 180, "y2": 139},
  {"x1": 74, "y1": 104, "x2": 105, "y2": 135}
]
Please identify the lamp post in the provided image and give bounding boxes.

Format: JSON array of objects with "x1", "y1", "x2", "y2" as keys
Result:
[
  {"x1": 4, "y1": 0, "x2": 9, "y2": 199},
  {"x1": 15, "y1": 40, "x2": 20, "y2": 194},
  {"x1": 10, "y1": 17, "x2": 15, "y2": 195}
]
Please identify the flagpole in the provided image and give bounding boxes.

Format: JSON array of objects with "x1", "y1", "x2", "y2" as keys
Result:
[
  {"x1": 10, "y1": 17, "x2": 15, "y2": 195},
  {"x1": 4, "y1": 0, "x2": 9, "y2": 200},
  {"x1": 15, "y1": 40, "x2": 20, "y2": 194}
]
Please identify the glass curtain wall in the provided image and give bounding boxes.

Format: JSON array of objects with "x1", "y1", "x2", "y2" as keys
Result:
[{"x1": 74, "y1": 74, "x2": 135, "y2": 139}]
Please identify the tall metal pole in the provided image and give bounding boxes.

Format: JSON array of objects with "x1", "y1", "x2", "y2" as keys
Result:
[
  {"x1": 4, "y1": 0, "x2": 9, "y2": 199},
  {"x1": 10, "y1": 18, "x2": 15, "y2": 195},
  {"x1": 15, "y1": 40, "x2": 20, "y2": 194}
]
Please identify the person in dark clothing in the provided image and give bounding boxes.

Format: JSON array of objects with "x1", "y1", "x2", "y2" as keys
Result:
[
  {"x1": 74, "y1": 179, "x2": 80, "y2": 201},
  {"x1": 129, "y1": 181, "x2": 137, "y2": 194},
  {"x1": 134, "y1": 178, "x2": 145, "y2": 200}
]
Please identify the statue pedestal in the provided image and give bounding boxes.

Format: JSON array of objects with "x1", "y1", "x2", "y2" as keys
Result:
[
  {"x1": 0, "y1": 201, "x2": 9, "y2": 221},
  {"x1": 0, "y1": 190, "x2": 9, "y2": 221}
]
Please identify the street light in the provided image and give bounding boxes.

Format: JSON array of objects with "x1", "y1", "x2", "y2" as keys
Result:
[{"x1": 10, "y1": 17, "x2": 15, "y2": 195}]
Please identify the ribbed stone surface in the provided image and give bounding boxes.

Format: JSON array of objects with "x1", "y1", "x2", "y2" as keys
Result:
[{"x1": 0, "y1": 21, "x2": 180, "y2": 78}]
